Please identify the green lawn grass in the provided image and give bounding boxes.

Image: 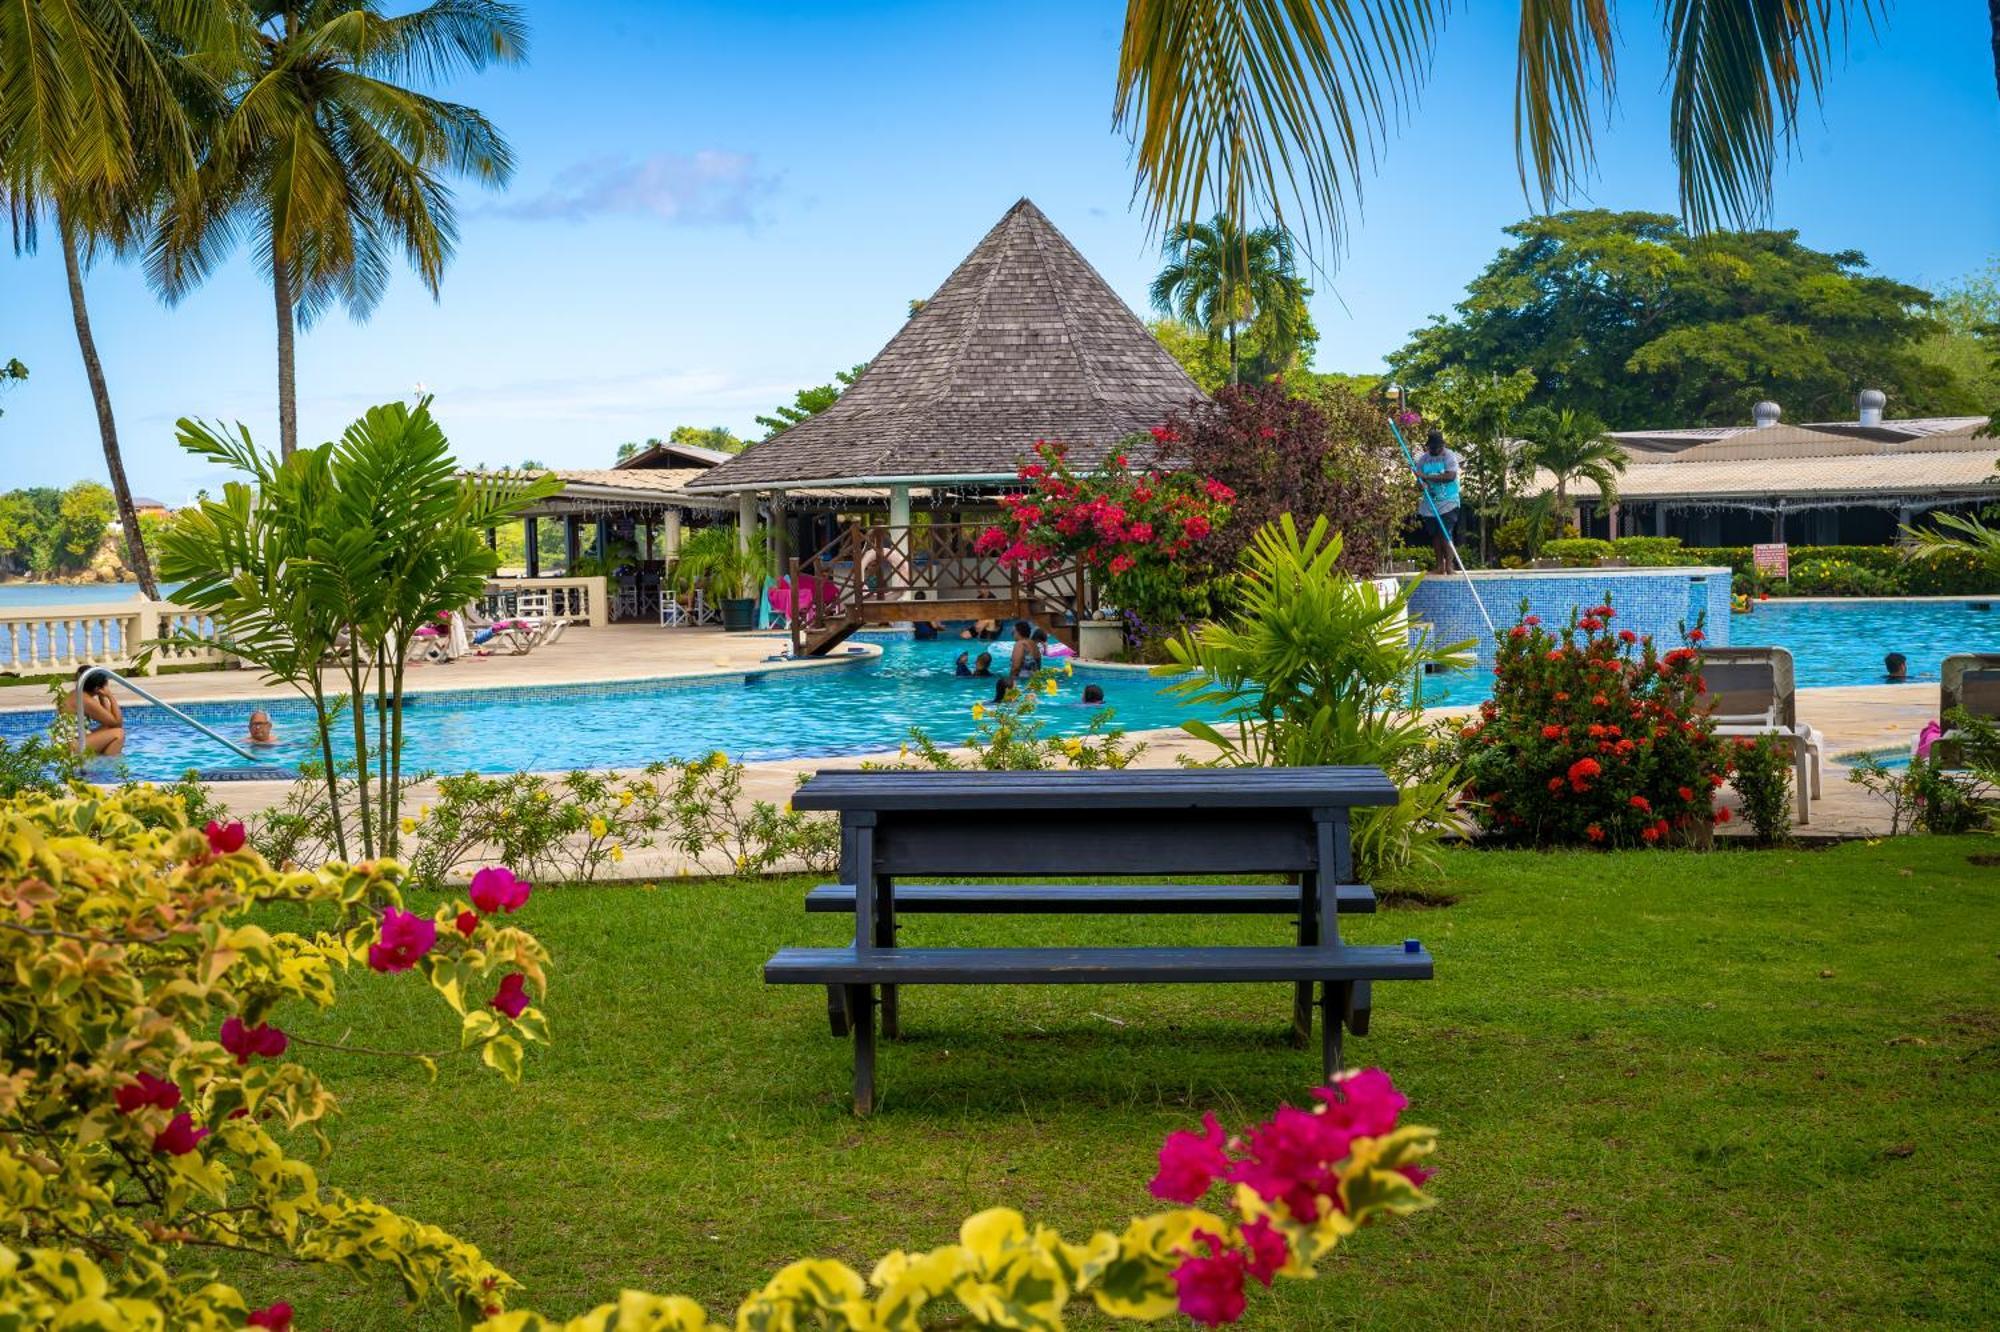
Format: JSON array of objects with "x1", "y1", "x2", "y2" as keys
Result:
[{"x1": 248, "y1": 840, "x2": 1999, "y2": 1329}]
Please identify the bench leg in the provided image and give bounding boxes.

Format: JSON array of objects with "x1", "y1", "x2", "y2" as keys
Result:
[
  {"x1": 849, "y1": 984, "x2": 877, "y2": 1116},
  {"x1": 1320, "y1": 982, "x2": 1349, "y2": 1081},
  {"x1": 881, "y1": 984, "x2": 901, "y2": 1040},
  {"x1": 1345, "y1": 979, "x2": 1372, "y2": 1037},
  {"x1": 1291, "y1": 983, "x2": 1314, "y2": 1049},
  {"x1": 825, "y1": 984, "x2": 850, "y2": 1038}
]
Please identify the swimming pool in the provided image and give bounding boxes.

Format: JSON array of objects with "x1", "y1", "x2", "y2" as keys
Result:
[
  {"x1": 0, "y1": 638, "x2": 1203, "y2": 782},
  {"x1": 1409, "y1": 595, "x2": 1998, "y2": 707}
]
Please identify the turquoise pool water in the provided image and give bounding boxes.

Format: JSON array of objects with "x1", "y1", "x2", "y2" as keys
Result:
[
  {"x1": 1410, "y1": 596, "x2": 1999, "y2": 707},
  {"x1": 0, "y1": 638, "x2": 1202, "y2": 782}
]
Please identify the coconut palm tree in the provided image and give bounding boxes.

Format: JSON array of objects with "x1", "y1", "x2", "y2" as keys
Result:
[
  {"x1": 1518, "y1": 405, "x2": 1625, "y2": 522},
  {"x1": 149, "y1": 1, "x2": 526, "y2": 457},
  {"x1": 1150, "y1": 214, "x2": 1309, "y2": 385},
  {"x1": 0, "y1": 0, "x2": 222, "y2": 598},
  {"x1": 1115, "y1": 1, "x2": 1996, "y2": 247}
]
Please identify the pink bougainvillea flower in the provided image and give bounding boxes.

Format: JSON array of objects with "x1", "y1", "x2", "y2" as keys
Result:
[
  {"x1": 152, "y1": 1112, "x2": 210, "y2": 1156},
  {"x1": 1238, "y1": 1217, "x2": 1289, "y2": 1287},
  {"x1": 115, "y1": 1072, "x2": 181, "y2": 1114},
  {"x1": 203, "y1": 820, "x2": 246, "y2": 855},
  {"x1": 1315, "y1": 1067, "x2": 1408, "y2": 1138},
  {"x1": 246, "y1": 1301, "x2": 294, "y2": 1331},
  {"x1": 1150, "y1": 1111, "x2": 1231, "y2": 1203},
  {"x1": 1228, "y1": 1105, "x2": 1346, "y2": 1221},
  {"x1": 490, "y1": 972, "x2": 531, "y2": 1019},
  {"x1": 468, "y1": 866, "x2": 532, "y2": 915},
  {"x1": 455, "y1": 910, "x2": 479, "y2": 937},
  {"x1": 219, "y1": 1016, "x2": 289, "y2": 1065},
  {"x1": 1172, "y1": 1233, "x2": 1249, "y2": 1327},
  {"x1": 367, "y1": 907, "x2": 437, "y2": 974}
]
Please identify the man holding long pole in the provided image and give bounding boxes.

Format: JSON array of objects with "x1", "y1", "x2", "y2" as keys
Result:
[{"x1": 1411, "y1": 429, "x2": 1463, "y2": 576}]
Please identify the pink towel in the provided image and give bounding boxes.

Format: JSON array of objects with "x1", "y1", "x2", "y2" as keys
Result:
[{"x1": 1914, "y1": 720, "x2": 1944, "y2": 759}]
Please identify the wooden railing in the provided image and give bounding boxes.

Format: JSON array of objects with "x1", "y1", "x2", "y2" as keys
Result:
[
  {"x1": 785, "y1": 522, "x2": 1085, "y2": 656},
  {"x1": 0, "y1": 603, "x2": 232, "y2": 677},
  {"x1": 479, "y1": 576, "x2": 608, "y2": 628}
]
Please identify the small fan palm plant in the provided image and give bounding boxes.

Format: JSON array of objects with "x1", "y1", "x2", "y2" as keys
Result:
[
  {"x1": 672, "y1": 525, "x2": 773, "y2": 600},
  {"x1": 1519, "y1": 406, "x2": 1625, "y2": 520}
]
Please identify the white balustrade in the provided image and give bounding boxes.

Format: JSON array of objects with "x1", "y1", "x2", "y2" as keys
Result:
[{"x1": 0, "y1": 602, "x2": 231, "y2": 677}]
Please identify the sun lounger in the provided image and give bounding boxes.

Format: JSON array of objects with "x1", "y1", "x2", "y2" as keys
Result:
[{"x1": 1699, "y1": 646, "x2": 1821, "y2": 824}]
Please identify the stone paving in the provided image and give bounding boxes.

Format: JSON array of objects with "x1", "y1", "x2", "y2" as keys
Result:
[{"x1": 8, "y1": 624, "x2": 1954, "y2": 872}]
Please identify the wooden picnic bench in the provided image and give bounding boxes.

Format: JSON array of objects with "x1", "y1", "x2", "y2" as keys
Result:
[{"x1": 764, "y1": 768, "x2": 1433, "y2": 1113}]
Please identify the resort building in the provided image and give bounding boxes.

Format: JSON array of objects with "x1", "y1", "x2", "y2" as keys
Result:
[{"x1": 1540, "y1": 398, "x2": 1997, "y2": 546}]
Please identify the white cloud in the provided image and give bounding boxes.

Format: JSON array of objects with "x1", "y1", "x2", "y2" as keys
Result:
[{"x1": 482, "y1": 151, "x2": 778, "y2": 227}]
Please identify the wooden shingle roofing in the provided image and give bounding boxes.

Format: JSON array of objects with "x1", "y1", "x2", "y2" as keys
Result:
[{"x1": 689, "y1": 199, "x2": 1203, "y2": 492}]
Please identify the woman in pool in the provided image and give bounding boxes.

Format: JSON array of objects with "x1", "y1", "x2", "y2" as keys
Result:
[
  {"x1": 972, "y1": 652, "x2": 994, "y2": 677},
  {"x1": 59, "y1": 666, "x2": 125, "y2": 756}
]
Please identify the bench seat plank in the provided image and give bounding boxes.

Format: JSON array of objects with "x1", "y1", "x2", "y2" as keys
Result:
[
  {"x1": 803, "y1": 883, "x2": 1377, "y2": 915},
  {"x1": 792, "y1": 767, "x2": 1399, "y2": 813},
  {"x1": 766, "y1": 944, "x2": 1430, "y2": 986}
]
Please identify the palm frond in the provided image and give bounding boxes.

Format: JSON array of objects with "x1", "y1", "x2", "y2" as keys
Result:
[
  {"x1": 1662, "y1": 0, "x2": 1878, "y2": 231},
  {"x1": 1513, "y1": 0, "x2": 1615, "y2": 209},
  {"x1": 1116, "y1": 0, "x2": 1446, "y2": 255}
]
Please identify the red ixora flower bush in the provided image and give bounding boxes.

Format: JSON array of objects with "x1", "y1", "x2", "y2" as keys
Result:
[
  {"x1": 976, "y1": 435, "x2": 1235, "y2": 635},
  {"x1": 1452, "y1": 601, "x2": 1731, "y2": 847}
]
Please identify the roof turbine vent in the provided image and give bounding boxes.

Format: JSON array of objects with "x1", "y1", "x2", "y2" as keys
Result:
[
  {"x1": 1751, "y1": 400, "x2": 1782, "y2": 428},
  {"x1": 1857, "y1": 388, "x2": 1886, "y2": 427}
]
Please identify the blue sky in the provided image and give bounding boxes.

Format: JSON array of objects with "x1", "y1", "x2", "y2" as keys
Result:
[{"x1": 3, "y1": 0, "x2": 1996, "y2": 499}]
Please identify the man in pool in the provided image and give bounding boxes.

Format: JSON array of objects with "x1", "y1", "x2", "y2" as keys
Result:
[
  {"x1": 1081, "y1": 683, "x2": 1105, "y2": 707},
  {"x1": 1411, "y1": 428, "x2": 1462, "y2": 575},
  {"x1": 247, "y1": 710, "x2": 278, "y2": 745},
  {"x1": 59, "y1": 666, "x2": 125, "y2": 756},
  {"x1": 1884, "y1": 652, "x2": 1908, "y2": 683}
]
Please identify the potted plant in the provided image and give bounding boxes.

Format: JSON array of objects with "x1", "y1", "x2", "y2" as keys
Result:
[{"x1": 671, "y1": 525, "x2": 772, "y2": 631}]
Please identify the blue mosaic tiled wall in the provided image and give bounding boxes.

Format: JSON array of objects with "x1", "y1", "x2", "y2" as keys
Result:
[{"x1": 1404, "y1": 568, "x2": 1733, "y2": 667}]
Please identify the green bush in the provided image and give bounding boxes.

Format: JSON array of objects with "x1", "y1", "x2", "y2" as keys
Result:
[
  {"x1": 1781, "y1": 557, "x2": 1902, "y2": 597},
  {"x1": 1608, "y1": 536, "x2": 1686, "y2": 565},
  {"x1": 1540, "y1": 538, "x2": 1614, "y2": 566},
  {"x1": 1388, "y1": 545, "x2": 1432, "y2": 567},
  {"x1": 1726, "y1": 734, "x2": 1793, "y2": 844}
]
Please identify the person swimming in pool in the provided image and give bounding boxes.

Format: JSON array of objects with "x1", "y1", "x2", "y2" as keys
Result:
[
  {"x1": 1884, "y1": 652, "x2": 1908, "y2": 683},
  {"x1": 954, "y1": 651, "x2": 972, "y2": 677},
  {"x1": 1081, "y1": 683, "x2": 1105, "y2": 707},
  {"x1": 59, "y1": 666, "x2": 125, "y2": 756},
  {"x1": 972, "y1": 652, "x2": 994, "y2": 677},
  {"x1": 247, "y1": 709, "x2": 278, "y2": 745}
]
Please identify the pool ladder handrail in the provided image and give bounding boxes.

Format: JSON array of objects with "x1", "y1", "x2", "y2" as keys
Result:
[{"x1": 75, "y1": 668, "x2": 264, "y2": 764}]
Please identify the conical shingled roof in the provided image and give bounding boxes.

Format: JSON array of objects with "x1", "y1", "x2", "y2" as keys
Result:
[{"x1": 689, "y1": 199, "x2": 1203, "y2": 491}]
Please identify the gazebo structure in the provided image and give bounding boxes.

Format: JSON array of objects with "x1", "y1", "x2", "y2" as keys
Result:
[{"x1": 686, "y1": 197, "x2": 1205, "y2": 650}]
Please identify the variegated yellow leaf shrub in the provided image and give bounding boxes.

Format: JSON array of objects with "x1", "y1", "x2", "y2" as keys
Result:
[
  {"x1": 0, "y1": 787, "x2": 1437, "y2": 1332},
  {"x1": 479, "y1": 1069, "x2": 1437, "y2": 1332},
  {"x1": 0, "y1": 788, "x2": 550, "y2": 1328}
]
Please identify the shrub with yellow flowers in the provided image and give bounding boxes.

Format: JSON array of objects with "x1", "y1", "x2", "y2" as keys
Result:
[{"x1": 1, "y1": 789, "x2": 1438, "y2": 1329}]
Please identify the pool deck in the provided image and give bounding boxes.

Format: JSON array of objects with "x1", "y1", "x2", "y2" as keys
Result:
[{"x1": 6, "y1": 625, "x2": 1947, "y2": 854}]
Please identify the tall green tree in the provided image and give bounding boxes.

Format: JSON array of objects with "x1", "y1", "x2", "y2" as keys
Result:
[
  {"x1": 1389, "y1": 211, "x2": 1975, "y2": 428},
  {"x1": 1915, "y1": 258, "x2": 1999, "y2": 422},
  {"x1": 149, "y1": 1, "x2": 527, "y2": 458},
  {"x1": 0, "y1": 0, "x2": 220, "y2": 598},
  {"x1": 1517, "y1": 405, "x2": 1624, "y2": 521},
  {"x1": 756, "y1": 364, "x2": 866, "y2": 438},
  {"x1": 1115, "y1": 1, "x2": 1999, "y2": 249},
  {"x1": 1150, "y1": 215, "x2": 1310, "y2": 385}
]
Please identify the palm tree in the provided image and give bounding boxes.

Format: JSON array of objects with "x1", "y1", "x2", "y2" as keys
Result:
[
  {"x1": 1150, "y1": 214, "x2": 1308, "y2": 385},
  {"x1": 0, "y1": 0, "x2": 220, "y2": 598},
  {"x1": 149, "y1": 1, "x2": 526, "y2": 458},
  {"x1": 1518, "y1": 406, "x2": 1625, "y2": 523},
  {"x1": 1115, "y1": 1, "x2": 1998, "y2": 248}
]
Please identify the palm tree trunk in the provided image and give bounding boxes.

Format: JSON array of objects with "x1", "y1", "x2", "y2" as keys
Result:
[
  {"x1": 1227, "y1": 321, "x2": 1238, "y2": 385},
  {"x1": 1990, "y1": 0, "x2": 1999, "y2": 99},
  {"x1": 273, "y1": 248, "x2": 299, "y2": 459},
  {"x1": 60, "y1": 221, "x2": 161, "y2": 601}
]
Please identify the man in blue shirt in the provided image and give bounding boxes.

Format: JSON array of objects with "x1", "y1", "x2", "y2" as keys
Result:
[{"x1": 1413, "y1": 429, "x2": 1462, "y2": 574}]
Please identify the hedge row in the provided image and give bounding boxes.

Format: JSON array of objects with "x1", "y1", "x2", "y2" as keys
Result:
[{"x1": 1525, "y1": 538, "x2": 1998, "y2": 596}]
